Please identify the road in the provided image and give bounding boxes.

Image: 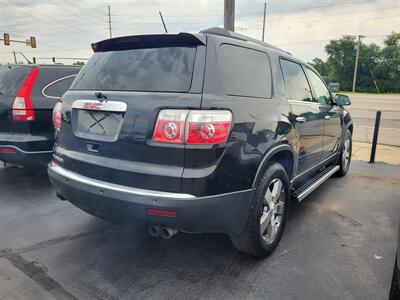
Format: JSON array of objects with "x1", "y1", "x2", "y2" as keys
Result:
[
  {"x1": 344, "y1": 93, "x2": 400, "y2": 146},
  {"x1": 0, "y1": 161, "x2": 399, "y2": 299}
]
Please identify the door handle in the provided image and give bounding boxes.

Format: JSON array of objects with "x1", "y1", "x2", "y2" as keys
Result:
[
  {"x1": 296, "y1": 116, "x2": 306, "y2": 123},
  {"x1": 324, "y1": 115, "x2": 331, "y2": 120}
]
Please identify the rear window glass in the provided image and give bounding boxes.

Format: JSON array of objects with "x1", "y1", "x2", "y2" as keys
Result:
[
  {"x1": 0, "y1": 66, "x2": 31, "y2": 96},
  {"x1": 219, "y1": 44, "x2": 272, "y2": 98},
  {"x1": 71, "y1": 47, "x2": 197, "y2": 92},
  {"x1": 42, "y1": 75, "x2": 76, "y2": 98},
  {"x1": 280, "y1": 59, "x2": 313, "y2": 102}
]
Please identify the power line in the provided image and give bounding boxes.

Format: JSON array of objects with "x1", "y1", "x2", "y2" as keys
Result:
[
  {"x1": 59, "y1": 0, "x2": 106, "y2": 19},
  {"x1": 6, "y1": 0, "x2": 105, "y2": 37}
]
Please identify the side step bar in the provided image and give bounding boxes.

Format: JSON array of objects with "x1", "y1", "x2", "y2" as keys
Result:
[{"x1": 292, "y1": 165, "x2": 340, "y2": 202}]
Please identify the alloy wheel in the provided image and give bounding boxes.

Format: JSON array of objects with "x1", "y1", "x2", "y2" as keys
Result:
[
  {"x1": 260, "y1": 178, "x2": 285, "y2": 242},
  {"x1": 343, "y1": 136, "x2": 351, "y2": 170}
]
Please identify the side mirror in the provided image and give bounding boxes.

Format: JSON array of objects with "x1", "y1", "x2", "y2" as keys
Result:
[{"x1": 335, "y1": 94, "x2": 351, "y2": 106}]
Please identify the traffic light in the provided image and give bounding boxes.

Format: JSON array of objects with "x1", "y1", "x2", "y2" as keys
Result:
[
  {"x1": 52, "y1": 57, "x2": 56, "y2": 63},
  {"x1": 3, "y1": 33, "x2": 10, "y2": 46},
  {"x1": 32, "y1": 57, "x2": 36, "y2": 64},
  {"x1": 30, "y1": 36, "x2": 36, "y2": 48}
]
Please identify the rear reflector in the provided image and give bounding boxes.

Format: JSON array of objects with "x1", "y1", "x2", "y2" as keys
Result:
[
  {"x1": 153, "y1": 109, "x2": 232, "y2": 145},
  {"x1": 0, "y1": 148, "x2": 16, "y2": 154},
  {"x1": 147, "y1": 208, "x2": 177, "y2": 217},
  {"x1": 52, "y1": 102, "x2": 62, "y2": 130},
  {"x1": 12, "y1": 67, "x2": 39, "y2": 121}
]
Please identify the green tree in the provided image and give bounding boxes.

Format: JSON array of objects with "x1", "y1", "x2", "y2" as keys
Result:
[
  {"x1": 377, "y1": 32, "x2": 400, "y2": 92},
  {"x1": 324, "y1": 35, "x2": 357, "y2": 91},
  {"x1": 310, "y1": 32, "x2": 400, "y2": 93},
  {"x1": 310, "y1": 57, "x2": 330, "y2": 81}
]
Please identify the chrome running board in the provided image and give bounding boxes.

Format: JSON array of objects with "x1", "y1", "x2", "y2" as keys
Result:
[{"x1": 292, "y1": 165, "x2": 340, "y2": 202}]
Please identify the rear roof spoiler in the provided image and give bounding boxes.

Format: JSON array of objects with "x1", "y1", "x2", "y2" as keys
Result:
[{"x1": 92, "y1": 33, "x2": 205, "y2": 52}]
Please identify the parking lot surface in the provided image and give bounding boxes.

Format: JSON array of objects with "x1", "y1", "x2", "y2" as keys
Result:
[{"x1": 0, "y1": 161, "x2": 399, "y2": 300}]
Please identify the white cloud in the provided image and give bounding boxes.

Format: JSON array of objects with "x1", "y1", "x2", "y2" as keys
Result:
[{"x1": 0, "y1": 0, "x2": 398, "y2": 64}]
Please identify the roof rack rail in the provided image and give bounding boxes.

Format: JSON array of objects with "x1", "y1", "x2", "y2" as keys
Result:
[{"x1": 199, "y1": 27, "x2": 292, "y2": 56}]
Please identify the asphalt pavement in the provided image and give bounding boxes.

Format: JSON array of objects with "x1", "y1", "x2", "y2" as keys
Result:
[
  {"x1": 345, "y1": 93, "x2": 400, "y2": 146},
  {"x1": 0, "y1": 161, "x2": 399, "y2": 300}
]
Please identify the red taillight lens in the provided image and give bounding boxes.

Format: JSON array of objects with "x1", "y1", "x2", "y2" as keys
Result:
[
  {"x1": 153, "y1": 109, "x2": 232, "y2": 145},
  {"x1": 12, "y1": 67, "x2": 38, "y2": 121},
  {"x1": 52, "y1": 102, "x2": 62, "y2": 130},
  {"x1": 0, "y1": 147, "x2": 16, "y2": 154},
  {"x1": 153, "y1": 110, "x2": 188, "y2": 144},
  {"x1": 186, "y1": 111, "x2": 232, "y2": 144}
]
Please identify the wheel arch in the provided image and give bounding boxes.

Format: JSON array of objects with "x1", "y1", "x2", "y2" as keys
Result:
[
  {"x1": 347, "y1": 123, "x2": 353, "y2": 134},
  {"x1": 252, "y1": 144, "x2": 296, "y2": 188}
]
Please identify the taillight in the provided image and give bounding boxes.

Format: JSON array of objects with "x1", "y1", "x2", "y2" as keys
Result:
[
  {"x1": 153, "y1": 110, "x2": 188, "y2": 144},
  {"x1": 12, "y1": 67, "x2": 39, "y2": 121},
  {"x1": 52, "y1": 102, "x2": 62, "y2": 130},
  {"x1": 186, "y1": 110, "x2": 232, "y2": 144},
  {"x1": 0, "y1": 147, "x2": 17, "y2": 154},
  {"x1": 153, "y1": 109, "x2": 232, "y2": 145}
]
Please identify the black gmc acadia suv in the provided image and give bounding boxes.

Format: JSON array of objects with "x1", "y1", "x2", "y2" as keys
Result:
[
  {"x1": 0, "y1": 64, "x2": 80, "y2": 165},
  {"x1": 48, "y1": 28, "x2": 353, "y2": 257}
]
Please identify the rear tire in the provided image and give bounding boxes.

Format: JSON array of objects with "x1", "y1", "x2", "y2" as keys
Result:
[
  {"x1": 335, "y1": 129, "x2": 352, "y2": 177},
  {"x1": 230, "y1": 162, "x2": 290, "y2": 257}
]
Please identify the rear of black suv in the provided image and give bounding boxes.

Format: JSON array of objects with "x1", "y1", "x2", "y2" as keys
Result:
[
  {"x1": 48, "y1": 33, "x2": 255, "y2": 236},
  {"x1": 49, "y1": 30, "x2": 351, "y2": 257},
  {"x1": 0, "y1": 65, "x2": 79, "y2": 165}
]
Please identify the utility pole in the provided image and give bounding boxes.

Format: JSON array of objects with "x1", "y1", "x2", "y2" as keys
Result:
[
  {"x1": 12, "y1": 51, "x2": 17, "y2": 64},
  {"x1": 224, "y1": 0, "x2": 235, "y2": 31},
  {"x1": 352, "y1": 35, "x2": 364, "y2": 92},
  {"x1": 262, "y1": 2, "x2": 266, "y2": 42},
  {"x1": 107, "y1": 5, "x2": 112, "y2": 38}
]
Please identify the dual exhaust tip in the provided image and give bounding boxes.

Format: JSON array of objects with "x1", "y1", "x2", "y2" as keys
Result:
[{"x1": 148, "y1": 225, "x2": 178, "y2": 239}]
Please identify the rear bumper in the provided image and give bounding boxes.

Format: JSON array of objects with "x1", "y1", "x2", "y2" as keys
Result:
[
  {"x1": 0, "y1": 133, "x2": 53, "y2": 165},
  {"x1": 48, "y1": 163, "x2": 254, "y2": 235},
  {"x1": 0, "y1": 144, "x2": 52, "y2": 165}
]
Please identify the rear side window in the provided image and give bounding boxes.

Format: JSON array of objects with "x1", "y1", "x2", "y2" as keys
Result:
[
  {"x1": 71, "y1": 47, "x2": 197, "y2": 92},
  {"x1": 42, "y1": 75, "x2": 76, "y2": 99},
  {"x1": 220, "y1": 44, "x2": 272, "y2": 98},
  {"x1": 0, "y1": 66, "x2": 31, "y2": 96},
  {"x1": 304, "y1": 68, "x2": 331, "y2": 105},
  {"x1": 280, "y1": 59, "x2": 312, "y2": 102}
]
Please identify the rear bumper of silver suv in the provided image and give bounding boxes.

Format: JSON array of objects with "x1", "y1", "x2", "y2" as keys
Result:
[{"x1": 48, "y1": 162, "x2": 254, "y2": 235}]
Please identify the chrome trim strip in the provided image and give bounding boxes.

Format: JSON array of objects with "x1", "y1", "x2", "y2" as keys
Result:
[
  {"x1": 41, "y1": 74, "x2": 78, "y2": 99},
  {"x1": 72, "y1": 100, "x2": 127, "y2": 112},
  {"x1": 297, "y1": 165, "x2": 339, "y2": 201},
  {"x1": 49, "y1": 163, "x2": 196, "y2": 199},
  {"x1": 0, "y1": 145, "x2": 52, "y2": 154},
  {"x1": 288, "y1": 99, "x2": 330, "y2": 107},
  {"x1": 292, "y1": 152, "x2": 338, "y2": 183}
]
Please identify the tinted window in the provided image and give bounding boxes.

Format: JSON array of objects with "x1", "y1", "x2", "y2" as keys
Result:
[
  {"x1": 305, "y1": 68, "x2": 331, "y2": 105},
  {"x1": 220, "y1": 44, "x2": 272, "y2": 98},
  {"x1": 280, "y1": 59, "x2": 312, "y2": 102},
  {"x1": 71, "y1": 47, "x2": 196, "y2": 92},
  {"x1": 42, "y1": 75, "x2": 75, "y2": 98},
  {"x1": 0, "y1": 66, "x2": 31, "y2": 96}
]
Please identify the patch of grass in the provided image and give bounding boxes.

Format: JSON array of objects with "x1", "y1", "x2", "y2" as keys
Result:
[{"x1": 339, "y1": 91, "x2": 400, "y2": 95}]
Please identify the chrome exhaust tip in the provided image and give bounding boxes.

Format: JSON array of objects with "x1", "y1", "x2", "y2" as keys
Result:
[
  {"x1": 160, "y1": 227, "x2": 178, "y2": 239},
  {"x1": 148, "y1": 225, "x2": 161, "y2": 237}
]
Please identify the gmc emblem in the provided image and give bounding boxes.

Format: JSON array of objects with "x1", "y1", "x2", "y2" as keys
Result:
[{"x1": 83, "y1": 102, "x2": 101, "y2": 110}]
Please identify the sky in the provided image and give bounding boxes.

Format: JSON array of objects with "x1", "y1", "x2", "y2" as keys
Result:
[{"x1": 0, "y1": 0, "x2": 399, "y2": 64}]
